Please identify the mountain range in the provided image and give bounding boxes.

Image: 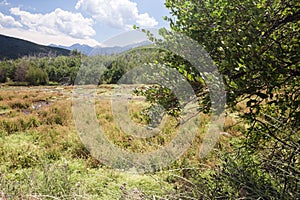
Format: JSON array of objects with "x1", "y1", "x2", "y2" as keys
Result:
[
  {"x1": 0, "y1": 34, "x2": 152, "y2": 60},
  {"x1": 49, "y1": 40, "x2": 152, "y2": 56},
  {"x1": 0, "y1": 34, "x2": 70, "y2": 60},
  {"x1": 49, "y1": 43, "x2": 94, "y2": 55}
]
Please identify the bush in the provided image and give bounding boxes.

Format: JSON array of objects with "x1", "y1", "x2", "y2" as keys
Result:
[
  {"x1": 13, "y1": 60, "x2": 29, "y2": 82},
  {"x1": 0, "y1": 68, "x2": 7, "y2": 83},
  {"x1": 25, "y1": 66, "x2": 49, "y2": 85}
]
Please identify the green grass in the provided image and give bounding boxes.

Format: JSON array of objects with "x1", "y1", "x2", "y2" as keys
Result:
[{"x1": 0, "y1": 85, "x2": 244, "y2": 199}]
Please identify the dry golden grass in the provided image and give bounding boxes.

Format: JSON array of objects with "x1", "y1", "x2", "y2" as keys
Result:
[
  {"x1": 0, "y1": 85, "x2": 246, "y2": 160},
  {"x1": 0, "y1": 86, "x2": 177, "y2": 198},
  {"x1": 0, "y1": 85, "x2": 247, "y2": 199}
]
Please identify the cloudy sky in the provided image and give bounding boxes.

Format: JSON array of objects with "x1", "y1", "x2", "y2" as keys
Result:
[{"x1": 0, "y1": 0, "x2": 170, "y2": 46}]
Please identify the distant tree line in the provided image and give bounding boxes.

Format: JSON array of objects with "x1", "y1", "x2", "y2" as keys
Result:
[
  {"x1": 0, "y1": 47, "x2": 160, "y2": 86},
  {"x1": 0, "y1": 50, "x2": 82, "y2": 86}
]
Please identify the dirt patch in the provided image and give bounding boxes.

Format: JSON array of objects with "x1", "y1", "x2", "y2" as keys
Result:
[
  {"x1": 32, "y1": 100, "x2": 51, "y2": 109},
  {"x1": 23, "y1": 100, "x2": 52, "y2": 114}
]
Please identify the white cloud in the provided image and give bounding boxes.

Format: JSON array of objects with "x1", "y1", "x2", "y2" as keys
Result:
[
  {"x1": 136, "y1": 13, "x2": 158, "y2": 27},
  {"x1": 0, "y1": 12, "x2": 22, "y2": 28},
  {"x1": 75, "y1": 0, "x2": 158, "y2": 29},
  {"x1": 10, "y1": 7, "x2": 96, "y2": 39},
  {"x1": 0, "y1": 0, "x2": 9, "y2": 6}
]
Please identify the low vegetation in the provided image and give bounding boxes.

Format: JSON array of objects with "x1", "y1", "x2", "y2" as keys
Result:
[
  {"x1": 0, "y1": 86, "x2": 178, "y2": 199},
  {"x1": 0, "y1": 85, "x2": 247, "y2": 199},
  {"x1": 0, "y1": 47, "x2": 160, "y2": 87}
]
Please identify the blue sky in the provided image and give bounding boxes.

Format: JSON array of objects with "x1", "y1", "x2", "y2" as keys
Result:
[{"x1": 0, "y1": 0, "x2": 170, "y2": 46}]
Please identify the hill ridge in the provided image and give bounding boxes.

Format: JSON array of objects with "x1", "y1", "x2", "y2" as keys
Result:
[{"x1": 0, "y1": 34, "x2": 70, "y2": 60}]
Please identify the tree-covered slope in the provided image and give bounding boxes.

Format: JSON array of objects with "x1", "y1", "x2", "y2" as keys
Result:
[{"x1": 0, "y1": 34, "x2": 70, "y2": 60}]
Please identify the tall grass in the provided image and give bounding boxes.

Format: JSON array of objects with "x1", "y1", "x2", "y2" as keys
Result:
[{"x1": 0, "y1": 86, "x2": 184, "y2": 199}]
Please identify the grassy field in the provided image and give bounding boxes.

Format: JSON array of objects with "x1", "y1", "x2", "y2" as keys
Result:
[{"x1": 0, "y1": 85, "x2": 243, "y2": 199}]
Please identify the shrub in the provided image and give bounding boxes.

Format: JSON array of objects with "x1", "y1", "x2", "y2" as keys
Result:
[
  {"x1": 13, "y1": 60, "x2": 29, "y2": 82},
  {"x1": 25, "y1": 66, "x2": 49, "y2": 86}
]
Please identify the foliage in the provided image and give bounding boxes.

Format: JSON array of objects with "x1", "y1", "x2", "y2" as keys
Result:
[
  {"x1": 0, "y1": 54, "x2": 81, "y2": 85},
  {"x1": 101, "y1": 46, "x2": 161, "y2": 84},
  {"x1": 25, "y1": 66, "x2": 49, "y2": 85},
  {"x1": 133, "y1": 85, "x2": 181, "y2": 126},
  {"x1": 75, "y1": 55, "x2": 114, "y2": 85},
  {"x1": 149, "y1": 0, "x2": 300, "y2": 198},
  {"x1": 13, "y1": 59, "x2": 30, "y2": 82},
  {"x1": 0, "y1": 45, "x2": 161, "y2": 86},
  {"x1": 164, "y1": 0, "x2": 299, "y2": 106}
]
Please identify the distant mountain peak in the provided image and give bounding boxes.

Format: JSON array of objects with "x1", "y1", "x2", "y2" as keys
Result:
[
  {"x1": 89, "y1": 40, "x2": 152, "y2": 56},
  {"x1": 51, "y1": 40, "x2": 152, "y2": 56}
]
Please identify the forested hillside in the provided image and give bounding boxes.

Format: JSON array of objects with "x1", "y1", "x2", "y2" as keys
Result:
[{"x1": 0, "y1": 34, "x2": 70, "y2": 60}]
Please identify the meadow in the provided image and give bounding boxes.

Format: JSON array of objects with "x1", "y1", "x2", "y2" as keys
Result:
[{"x1": 0, "y1": 85, "x2": 241, "y2": 199}]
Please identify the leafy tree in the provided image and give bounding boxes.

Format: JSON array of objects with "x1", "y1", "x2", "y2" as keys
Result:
[
  {"x1": 0, "y1": 60, "x2": 14, "y2": 83},
  {"x1": 164, "y1": 0, "x2": 299, "y2": 105},
  {"x1": 145, "y1": 0, "x2": 300, "y2": 198},
  {"x1": 13, "y1": 59, "x2": 30, "y2": 82},
  {"x1": 25, "y1": 66, "x2": 49, "y2": 85},
  {"x1": 0, "y1": 53, "x2": 83, "y2": 85},
  {"x1": 70, "y1": 49, "x2": 82, "y2": 57},
  {"x1": 74, "y1": 55, "x2": 114, "y2": 85},
  {"x1": 0, "y1": 68, "x2": 6, "y2": 83},
  {"x1": 101, "y1": 46, "x2": 161, "y2": 84}
]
